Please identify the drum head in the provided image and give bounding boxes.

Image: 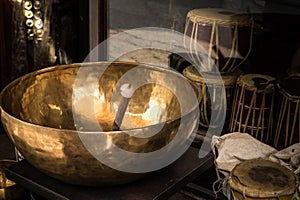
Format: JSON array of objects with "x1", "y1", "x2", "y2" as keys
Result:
[
  {"x1": 187, "y1": 8, "x2": 252, "y2": 26},
  {"x1": 277, "y1": 76, "x2": 300, "y2": 98},
  {"x1": 183, "y1": 66, "x2": 239, "y2": 86},
  {"x1": 237, "y1": 74, "x2": 275, "y2": 92},
  {"x1": 287, "y1": 68, "x2": 300, "y2": 77},
  {"x1": 229, "y1": 159, "x2": 297, "y2": 198}
]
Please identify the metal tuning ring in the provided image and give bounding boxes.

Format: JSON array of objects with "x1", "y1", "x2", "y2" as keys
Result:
[
  {"x1": 36, "y1": 29, "x2": 43, "y2": 38},
  {"x1": 36, "y1": 29, "x2": 43, "y2": 34},
  {"x1": 24, "y1": 9, "x2": 33, "y2": 18},
  {"x1": 25, "y1": 19, "x2": 34, "y2": 27},
  {"x1": 34, "y1": 18, "x2": 43, "y2": 29},
  {"x1": 27, "y1": 29, "x2": 34, "y2": 39},
  {"x1": 23, "y1": 1, "x2": 32, "y2": 10},
  {"x1": 34, "y1": 10, "x2": 42, "y2": 19},
  {"x1": 33, "y1": 0, "x2": 41, "y2": 10}
]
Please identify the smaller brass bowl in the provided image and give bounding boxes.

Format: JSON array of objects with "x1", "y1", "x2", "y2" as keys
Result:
[{"x1": 0, "y1": 160, "x2": 28, "y2": 200}]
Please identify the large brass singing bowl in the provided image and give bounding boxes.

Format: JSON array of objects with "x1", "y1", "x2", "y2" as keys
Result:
[{"x1": 0, "y1": 62, "x2": 200, "y2": 186}]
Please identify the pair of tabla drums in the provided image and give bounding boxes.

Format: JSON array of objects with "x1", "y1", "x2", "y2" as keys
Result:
[
  {"x1": 183, "y1": 8, "x2": 299, "y2": 148},
  {"x1": 184, "y1": 8, "x2": 253, "y2": 73},
  {"x1": 184, "y1": 69, "x2": 300, "y2": 149},
  {"x1": 228, "y1": 158, "x2": 299, "y2": 200},
  {"x1": 182, "y1": 8, "x2": 253, "y2": 134},
  {"x1": 230, "y1": 73, "x2": 300, "y2": 149},
  {"x1": 182, "y1": 71, "x2": 271, "y2": 136}
]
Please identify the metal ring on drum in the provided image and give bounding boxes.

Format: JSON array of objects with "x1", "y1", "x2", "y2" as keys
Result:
[
  {"x1": 230, "y1": 74, "x2": 275, "y2": 144},
  {"x1": 184, "y1": 8, "x2": 254, "y2": 73}
]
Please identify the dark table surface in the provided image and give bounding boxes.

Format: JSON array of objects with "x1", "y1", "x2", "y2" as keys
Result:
[{"x1": 5, "y1": 147, "x2": 215, "y2": 200}]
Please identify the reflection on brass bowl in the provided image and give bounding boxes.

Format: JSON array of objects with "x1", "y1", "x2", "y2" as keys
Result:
[
  {"x1": 0, "y1": 160, "x2": 28, "y2": 199},
  {"x1": 0, "y1": 62, "x2": 200, "y2": 186}
]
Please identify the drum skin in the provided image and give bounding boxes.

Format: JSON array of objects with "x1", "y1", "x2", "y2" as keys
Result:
[{"x1": 229, "y1": 158, "x2": 298, "y2": 200}]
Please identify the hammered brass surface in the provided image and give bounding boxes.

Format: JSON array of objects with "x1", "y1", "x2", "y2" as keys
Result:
[{"x1": 0, "y1": 62, "x2": 200, "y2": 186}]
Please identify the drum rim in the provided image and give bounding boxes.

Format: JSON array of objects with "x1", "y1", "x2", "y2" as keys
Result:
[
  {"x1": 187, "y1": 8, "x2": 253, "y2": 26},
  {"x1": 276, "y1": 75, "x2": 300, "y2": 99},
  {"x1": 287, "y1": 68, "x2": 300, "y2": 77},
  {"x1": 236, "y1": 74, "x2": 275, "y2": 92},
  {"x1": 183, "y1": 65, "x2": 239, "y2": 86},
  {"x1": 228, "y1": 158, "x2": 297, "y2": 198}
]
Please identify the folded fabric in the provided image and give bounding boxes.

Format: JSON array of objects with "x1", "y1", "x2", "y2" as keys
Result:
[{"x1": 211, "y1": 132, "x2": 300, "y2": 199}]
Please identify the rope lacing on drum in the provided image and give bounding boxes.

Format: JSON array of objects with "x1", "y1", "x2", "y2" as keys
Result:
[
  {"x1": 185, "y1": 12, "x2": 254, "y2": 73},
  {"x1": 187, "y1": 12, "x2": 253, "y2": 26}
]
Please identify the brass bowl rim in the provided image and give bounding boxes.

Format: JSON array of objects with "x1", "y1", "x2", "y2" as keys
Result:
[
  {"x1": 0, "y1": 159, "x2": 17, "y2": 164},
  {"x1": 0, "y1": 159, "x2": 17, "y2": 189},
  {"x1": 0, "y1": 61, "x2": 200, "y2": 134}
]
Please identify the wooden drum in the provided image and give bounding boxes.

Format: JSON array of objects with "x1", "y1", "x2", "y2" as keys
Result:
[
  {"x1": 184, "y1": 8, "x2": 253, "y2": 73},
  {"x1": 273, "y1": 76, "x2": 300, "y2": 150},
  {"x1": 228, "y1": 159, "x2": 298, "y2": 200},
  {"x1": 183, "y1": 66, "x2": 240, "y2": 132},
  {"x1": 230, "y1": 74, "x2": 275, "y2": 144}
]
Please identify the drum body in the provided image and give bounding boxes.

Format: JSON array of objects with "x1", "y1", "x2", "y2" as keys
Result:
[
  {"x1": 273, "y1": 76, "x2": 300, "y2": 150},
  {"x1": 228, "y1": 159, "x2": 297, "y2": 200},
  {"x1": 183, "y1": 66, "x2": 240, "y2": 132},
  {"x1": 184, "y1": 8, "x2": 253, "y2": 73},
  {"x1": 230, "y1": 74, "x2": 275, "y2": 144}
]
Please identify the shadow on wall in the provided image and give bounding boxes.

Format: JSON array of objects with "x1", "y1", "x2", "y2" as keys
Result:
[
  {"x1": 109, "y1": 0, "x2": 300, "y2": 32},
  {"x1": 109, "y1": 0, "x2": 300, "y2": 77},
  {"x1": 109, "y1": 0, "x2": 222, "y2": 32}
]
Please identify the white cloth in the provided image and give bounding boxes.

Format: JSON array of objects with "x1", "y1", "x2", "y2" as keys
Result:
[
  {"x1": 211, "y1": 132, "x2": 300, "y2": 199},
  {"x1": 269, "y1": 143, "x2": 300, "y2": 174},
  {"x1": 211, "y1": 132, "x2": 277, "y2": 176}
]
